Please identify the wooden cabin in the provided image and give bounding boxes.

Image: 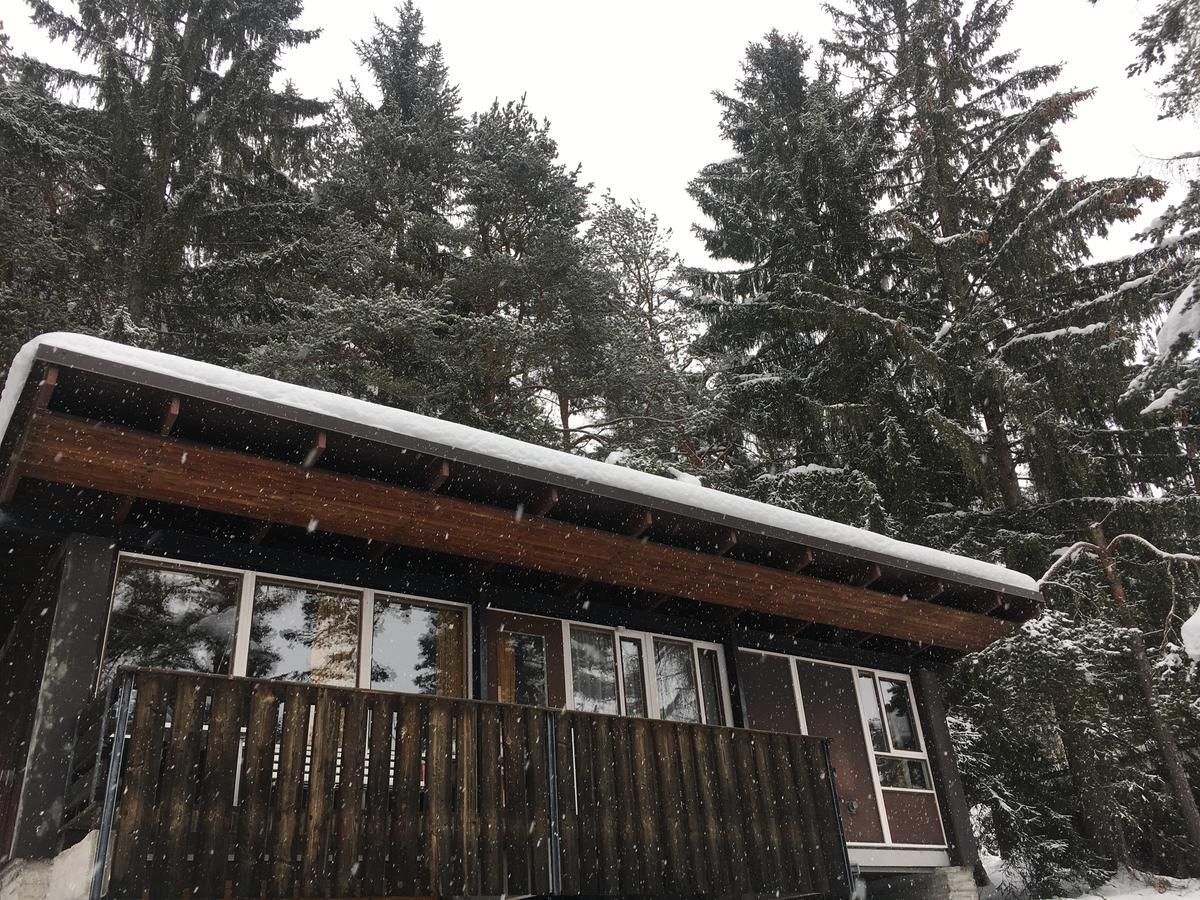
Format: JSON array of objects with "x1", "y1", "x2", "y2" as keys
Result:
[{"x1": 0, "y1": 334, "x2": 1040, "y2": 900}]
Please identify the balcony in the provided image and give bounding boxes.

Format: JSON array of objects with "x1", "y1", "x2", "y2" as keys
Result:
[{"x1": 64, "y1": 668, "x2": 851, "y2": 899}]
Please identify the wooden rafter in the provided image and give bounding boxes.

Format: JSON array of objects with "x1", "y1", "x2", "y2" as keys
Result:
[{"x1": 14, "y1": 411, "x2": 1018, "y2": 652}]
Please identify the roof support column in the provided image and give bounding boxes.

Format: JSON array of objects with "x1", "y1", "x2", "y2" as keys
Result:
[
  {"x1": 11, "y1": 533, "x2": 117, "y2": 858},
  {"x1": 721, "y1": 631, "x2": 747, "y2": 729},
  {"x1": 911, "y1": 667, "x2": 982, "y2": 877}
]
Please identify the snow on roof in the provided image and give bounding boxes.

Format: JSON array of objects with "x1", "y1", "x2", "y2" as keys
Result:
[{"x1": 0, "y1": 333, "x2": 1041, "y2": 600}]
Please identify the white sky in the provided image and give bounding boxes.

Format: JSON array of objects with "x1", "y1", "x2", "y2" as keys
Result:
[{"x1": 7, "y1": 0, "x2": 1195, "y2": 265}]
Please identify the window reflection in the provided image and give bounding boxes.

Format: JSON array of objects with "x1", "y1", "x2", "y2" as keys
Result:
[
  {"x1": 856, "y1": 673, "x2": 889, "y2": 752},
  {"x1": 654, "y1": 639, "x2": 701, "y2": 723},
  {"x1": 619, "y1": 638, "x2": 648, "y2": 717},
  {"x1": 498, "y1": 631, "x2": 547, "y2": 706},
  {"x1": 100, "y1": 559, "x2": 241, "y2": 687},
  {"x1": 371, "y1": 596, "x2": 465, "y2": 697},
  {"x1": 876, "y1": 756, "x2": 931, "y2": 790},
  {"x1": 570, "y1": 628, "x2": 619, "y2": 714},
  {"x1": 248, "y1": 581, "x2": 359, "y2": 687},
  {"x1": 879, "y1": 678, "x2": 920, "y2": 751}
]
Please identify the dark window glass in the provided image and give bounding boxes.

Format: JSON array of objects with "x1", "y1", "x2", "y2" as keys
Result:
[
  {"x1": 100, "y1": 559, "x2": 241, "y2": 687},
  {"x1": 877, "y1": 756, "x2": 931, "y2": 790},
  {"x1": 737, "y1": 650, "x2": 801, "y2": 734},
  {"x1": 879, "y1": 678, "x2": 921, "y2": 751},
  {"x1": 498, "y1": 631, "x2": 547, "y2": 706},
  {"x1": 697, "y1": 648, "x2": 725, "y2": 726},
  {"x1": 856, "y1": 673, "x2": 889, "y2": 752},
  {"x1": 371, "y1": 596, "x2": 465, "y2": 697},
  {"x1": 654, "y1": 639, "x2": 701, "y2": 723},
  {"x1": 571, "y1": 628, "x2": 619, "y2": 714},
  {"x1": 619, "y1": 638, "x2": 648, "y2": 717},
  {"x1": 248, "y1": 581, "x2": 359, "y2": 686}
]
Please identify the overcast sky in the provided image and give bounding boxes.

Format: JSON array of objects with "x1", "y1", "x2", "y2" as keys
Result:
[{"x1": 7, "y1": 1, "x2": 1194, "y2": 264}]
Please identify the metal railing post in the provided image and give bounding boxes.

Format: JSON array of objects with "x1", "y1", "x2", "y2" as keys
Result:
[
  {"x1": 90, "y1": 671, "x2": 135, "y2": 900},
  {"x1": 820, "y1": 738, "x2": 855, "y2": 898},
  {"x1": 544, "y1": 710, "x2": 563, "y2": 895}
]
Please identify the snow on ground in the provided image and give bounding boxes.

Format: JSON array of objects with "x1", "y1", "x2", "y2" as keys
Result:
[{"x1": 982, "y1": 853, "x2": 1200, "y2": 900}]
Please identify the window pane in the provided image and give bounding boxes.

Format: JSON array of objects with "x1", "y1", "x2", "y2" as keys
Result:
[
  {"x1": 571, "y1": 628, "x2": 619, "y2": 714},
  {"x1": 248, "y1": 581, "x2": 359, "y2": 687},
  {"x1": 619, "y1": 638, "x2": 648, "y2": 718},
  {"x1": 101, "y1": 560, "x2": 241, "y2": 686},
  {"x1": 736, "y1": 651, "x2": 801, "y2": 734},
  {"x1": 654, "y1": 639, "x2": 701, "y2": 723},
  {"x1": 697, "y1": 648, "x2": 725, "y2": 726},
  {"x1": 856, "y1": 673, "x2": 889, "y2": 752},
  {"x1": 877, "y1": 756, "x2": 931, "y2": 790},
  {"x1": 498, "y1": 632, "x2": 547, "y2": 706},
  {"x1": 879, "y1": 678, "x2": 920, "y2": 751},
  {"x1": 371, "y1": 597, "x2": 465, "y2": 697}
]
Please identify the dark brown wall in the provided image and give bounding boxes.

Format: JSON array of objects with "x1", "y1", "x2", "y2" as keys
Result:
[
  {"x1": 794, "y1": 660, "x2": 886, "y2": 844},
  {"x1": 883, "y1": 790, "x2": 945, "y2": 846}
]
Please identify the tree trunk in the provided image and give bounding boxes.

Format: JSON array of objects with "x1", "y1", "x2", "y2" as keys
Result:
[
  {"x1": 1179, "y1": 409, "x2": 1200, "y2": 494},
  {"x1": 1053, "y1": 696, "x2": 1131, "y2": 866},
  {"x1": 984, "y1": 405, "x2": 1023, "y2": 511},
  {"x1": 558, "y1": 393, "x2": 571, "y2": 452},
  {"x1": 1090, "y1": 524, "x2": 1200, "y2": 872}
]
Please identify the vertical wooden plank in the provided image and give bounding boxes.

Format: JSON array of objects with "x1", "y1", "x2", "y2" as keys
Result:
[
  {"x1": 333, "y1": 691, "x2": 367, "y2": 898},
  {"x1": 234, "y1": 681, "x2": 278, "y2": 898},
  {"x1": 268, "y1": 685, "x2": 310, "y2": 898},
  {"x1": 425, "y1": 700, "x2": 452, "y2": 897},
  {"x1": 628, "y1": 717, "x2": 664, "y2": 894},
  {"x1": 609, "y1": 717, "x2": 643, "y2": 895},
  {"x1": 391, "y1": 697, "x2": 425, "y2": 896},
  {"x1": 689, "y1": 726, "x2": 728, "y2": 894},
  {"x1": 570, "y1": 713, "x2": 600, "y2": 894},
  {"x1": 457, "y1": 703, "x2": 480, "y2": 896},
  {"x1": 152, "y1": 675, "x2": 205, "y2": 897},
  {"x1": 673, "y1": 724, "x2": 709, "y2": 896},
  {"x1": 711, "y1": 728, "x2": 751, "y2": 893},
  {"x1": 650, "y1": 721, "x2": 690, "y2": 892},
  {"x1": 525, "y1": 709, "x2": 552, "y2": 894},
  {"x1": 477, "y1": 706, "x2": 504, "y2": 896},
  {"x1": 501, "y1": 704, "x2": 530, "y2": 895},
  {"x1": 301, "y1": 689, "x2": 342, "y2": 896},
  {"x1": 107, "y1": 673, "x2": 168, "y2": 898},
  {"x1": 590, "y1": 716, "x2": 621, "y2": 896},
  {"x1": 732, "y1": 730, "x2": 774, "y2": 893},
  {"x1": 552, "y1": 712, "x2": 580, "y2": 895},
  {"x1": 360, "y1": 695, "x2": 393, "y2": 896},
  {"x1": 751, "y1": 730, "x2": 786, "y2": 892},
  {"x1": 768, "y1": 732, "x2": 813, "y2": 894},
  {"x1": 196, "y1": 679, "x2": 244, "y2": 897}
]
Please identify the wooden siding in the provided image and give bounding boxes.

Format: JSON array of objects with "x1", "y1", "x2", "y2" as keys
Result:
[
  {"x1": 85, "y1": 668, "x2": 849, "y2": 899},
  {"x1": 14, "y1": 410, "x2": 1014, "y2": 652}
]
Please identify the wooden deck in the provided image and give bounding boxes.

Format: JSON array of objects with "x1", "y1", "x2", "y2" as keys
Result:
[{"x1": 66, "y1": 668, "x2": 851, "y2": 899}]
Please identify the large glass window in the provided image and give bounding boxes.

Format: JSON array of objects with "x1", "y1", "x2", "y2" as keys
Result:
[
  {"x1": 879, "y1": 678, "x2": 920, "y2": 751},
  {"x1": 99, "y1": 559, "x2": 241, "y2": 687},
  {"x1": 248, "y1": 580, "x2": 360, "y2": 687},
  {"x1": 370, "y1": 596, "x2": 466, "y2": 697},
  {"x1": 856, "y1": 673, "x2": 889, "y2": 752},
  {"x1": 570, "y1": 627, "x2": 619, "y2": 714},
  {"x1": 654, "y1": 639, "x2": 701, "y2": 723},
  {"x1": 497, "y1": 631, "x2": 547, "y2": 706}
]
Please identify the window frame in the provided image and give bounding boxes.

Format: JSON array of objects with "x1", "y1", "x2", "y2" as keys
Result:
[
  {"x1": 561, "y1": 620, "x2": 732, "y2": 726},
  {"x1": 101, "y1": 552, "x2": 472, "y2": 696}
]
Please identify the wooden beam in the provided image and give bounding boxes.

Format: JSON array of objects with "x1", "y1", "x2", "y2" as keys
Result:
[
  {"x1": 423, "y1": 458, "x2": 451, "y2": 492},
  {"x1": 252, "y1": 429, "x2": 327, "y2": 543},
  {"x1": 623, "y1": 509, "x2": 655, "y2": 539},
  {"x1": 910, "y1": 579, "x2": 946, "y2": 602},
  {"x1": 786, "y1": 548, "x2": 814, "y2": 573},
  {"x1": 525, "y1": 486, "x2": 559, "y2": 519},
  {"x1": 853, "y1": 562, "x2": 882, "y2": 588},
  {"x1": 14, "y1": 411, "x2": 1018, "y2": 653},
  {"x1": 0, "y1": 367, "x2": 57, "y2": 504},
  {"x1": 117, "y1": 397, "x2": 184, "y2": 524}
]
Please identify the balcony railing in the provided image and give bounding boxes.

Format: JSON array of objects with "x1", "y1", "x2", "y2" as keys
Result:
[{"x1": 65, "y1": 668, "x2": 851, "y2": 899}]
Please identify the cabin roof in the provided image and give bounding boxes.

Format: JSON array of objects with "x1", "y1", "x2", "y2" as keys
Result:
[{"x1": 0, "y1": 333, "x2": 1040, "y2": 603}]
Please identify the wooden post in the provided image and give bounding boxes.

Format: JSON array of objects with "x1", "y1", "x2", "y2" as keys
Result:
[
  {"x1": 721, "y1": 633, "x2": 746, "y2": 729},
  {"x1": 1090, "y1": 524, "x2": 1200, "y2": 869},
  {"x1": 472, "y1": 596, "x2": 488, "y2": 702},
  {"x1": 911, "y1": 668, "x2": 981, "y2": 872}
]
